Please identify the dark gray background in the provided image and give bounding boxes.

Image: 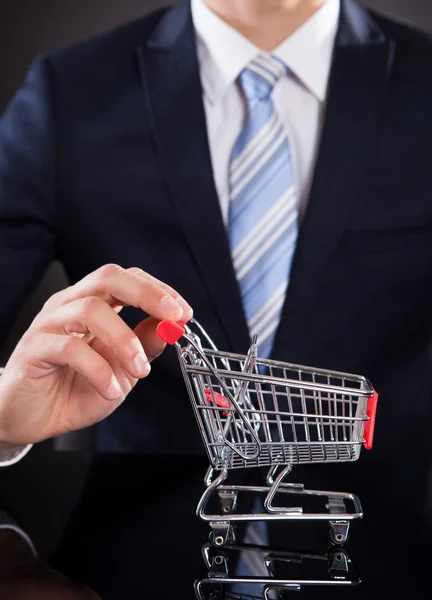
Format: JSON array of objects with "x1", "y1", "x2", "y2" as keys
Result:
[{"x1": 0, "y1": 0, "x2": 431, "y2": 559}]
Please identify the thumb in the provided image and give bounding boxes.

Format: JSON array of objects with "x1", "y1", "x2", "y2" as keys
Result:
[{"x1": 134, "y1": 317, "x2": 167, "y2": 362}]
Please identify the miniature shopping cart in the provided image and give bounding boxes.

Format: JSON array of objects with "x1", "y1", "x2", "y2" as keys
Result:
[
  {"x1": 157, "y1": 319, "x2": 378, "y2": 546},
  {"x1": 194, "y1": 539, "x2": 359, "y2": 599}
]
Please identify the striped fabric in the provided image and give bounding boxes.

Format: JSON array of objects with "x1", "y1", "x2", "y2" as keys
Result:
[
  {"x1": 229, "y1": 54, "x2": 298, "y2": 360},
  {"x1": 229, "y1": 54, "x2": 298, "y2": 595}
]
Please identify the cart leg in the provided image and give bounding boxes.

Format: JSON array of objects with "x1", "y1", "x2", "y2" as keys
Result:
[
  {"x1": 263, "y1": 465, "x2": 304, "y2": 514},
  {"x1": 197, "y1": 467, "x2": 229, "y2": 520},
  {"x1": 204, "y1": 464, "x2": 215, "y2": 487},
  {"x1": 265, "y1": 464, "x2": 292, "y2": 486},
  {"x1": 266, "y1": 465, "x2": 280, "y2": 486}
]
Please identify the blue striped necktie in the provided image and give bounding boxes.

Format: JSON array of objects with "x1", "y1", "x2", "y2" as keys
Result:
[
  {"x1": 229, "y1": 54, "x2": 298, "y2": 594},
  {"x1": 229, "y1": 53, "x2": 298, "y2": 359}
]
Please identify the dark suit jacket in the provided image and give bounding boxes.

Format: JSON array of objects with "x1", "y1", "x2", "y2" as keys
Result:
[{"x1": 1, "y1": 0, "x2": 432, "y2": 597}]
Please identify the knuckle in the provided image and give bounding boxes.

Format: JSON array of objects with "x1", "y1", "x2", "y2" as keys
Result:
[
  {"x1": 127, "y1": 267, "x2": 146, "y2": 277},
  {"x1": 20, "y1": 328, "x2": 36, "y2": 346},
  {"x1": 97, "y1": 263, "x2": 123, "y2": 280},
  {"x1": 135, "y1": 279, "x2": 160, "y2": 307},
  {"x1": 28, "y1": 311, "x2": 45, "y2": 331},
  {"x1": 137, "y1": 278, "x2": 154, "y2": 295},
  {"x1": 15, "y1": 333, "x2": 36, "y2": 360},
  {"x1": 42, "y1": 290, "x2": 63, "y2": 311}
]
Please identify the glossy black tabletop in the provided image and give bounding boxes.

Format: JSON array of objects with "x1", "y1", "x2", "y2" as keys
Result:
[
  {"x1": 46, "y1": 453, "x2": 432, "y2": 600},
  {"x1": 192, "y1": 511, "x2": 431, "y2": 599}
]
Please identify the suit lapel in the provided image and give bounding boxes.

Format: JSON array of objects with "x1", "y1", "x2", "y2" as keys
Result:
[
  {"x1": 136, "y1": 0, "x2": 250, "y2": 352},
  {"x1": 272, "y1": 0, "x2": 396, "y2": 360}
]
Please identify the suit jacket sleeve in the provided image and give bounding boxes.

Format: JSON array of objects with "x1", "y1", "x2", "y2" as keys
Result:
[
  {"x1": 0, "y1": 54, "x2": 57, "y2": 344},
  {"x1": 0, "y1": 56, "x2": 58, "y2": 554}
]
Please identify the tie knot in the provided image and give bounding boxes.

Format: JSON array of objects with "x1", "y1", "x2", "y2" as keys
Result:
[{"x1": 239, "y1": 54, "x2": 287, "y2": 101}]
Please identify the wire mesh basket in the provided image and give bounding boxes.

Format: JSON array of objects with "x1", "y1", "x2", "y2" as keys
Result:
[{"x1": 157, "y1": 319, "x2": 378, "y2": 471}]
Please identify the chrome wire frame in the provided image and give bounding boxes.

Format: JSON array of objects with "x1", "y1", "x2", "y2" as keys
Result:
[
  {"x1": 173, "y1": 320, "x2": 371, "y2": 542},
  {"x1": 194, "y1": 540, "x2": 359, "y2": 599},
  {"x1": 197, "y1": 465, "x2": 362, "y2": 546}
]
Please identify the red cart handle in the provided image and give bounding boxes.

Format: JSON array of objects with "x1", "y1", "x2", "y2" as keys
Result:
[
  {"x1": 156, "y1": 320, "x2": 187, "y2": 345},
  {"x1": 363, "y1": 390, "x2": 379, "y2": 450}
]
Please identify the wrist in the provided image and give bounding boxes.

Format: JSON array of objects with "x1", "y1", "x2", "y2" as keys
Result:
[
  {"x1": 0, "y1": 439, "x2": 20, "y2": 452},
  {"x1": 0, "y1": 368, "x2": 11, "y2": 445},
  {"x1": 0, "y1": 366, "x2": 33, "y2": 462},
  {"x1": 0, "y1": 367, "x2": 28, "y2": 447}
]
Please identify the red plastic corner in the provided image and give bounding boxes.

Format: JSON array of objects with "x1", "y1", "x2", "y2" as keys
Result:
[
  {"x1": 204, "y1": 388, "x2": 231, "y2": 416},
  {"x1": 204, "y1": 388, "x2": 230, "y2": 409},
  {"x1": 156, "y1": 320, "x2": 185, "y2": 345},
  {"x1": 363, "y1": 390, "x2": 379, "y2": 450}
]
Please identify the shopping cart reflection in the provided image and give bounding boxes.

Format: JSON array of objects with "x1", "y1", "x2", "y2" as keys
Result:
[{"x1": 194, "y1": 538, "x2": 360, "y2": 599}]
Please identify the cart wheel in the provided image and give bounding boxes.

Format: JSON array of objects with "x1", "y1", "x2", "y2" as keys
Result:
[
  {"x1": 329, "y1": 547, "x2": 349, "y2": 576},
  {"x1": 329, "y1": 521, "x2": 350, "y2": 545},
  {"x1": 209, "y1": 531, "x2": 225, "y2": 547},
  {"x1": 209, "y1": 528, "x2": 230, "y2": 547}
]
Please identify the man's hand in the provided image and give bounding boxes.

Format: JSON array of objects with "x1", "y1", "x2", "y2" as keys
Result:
[
  {"x1": 0, "y1": 264, "x2": 193, "y2": 446},
  {"x1": 0, "y1": 530, "x2": 101, "y2": 600}
]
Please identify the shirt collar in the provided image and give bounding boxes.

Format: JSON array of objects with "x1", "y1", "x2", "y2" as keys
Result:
[{"x1": 191, "y1": 0, "x2": 340, "y2": 104}]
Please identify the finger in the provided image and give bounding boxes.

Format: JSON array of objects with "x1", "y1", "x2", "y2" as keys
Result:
[
  {"x1": 43, "y1": 264, "x2": 191, "y2": 321},
  {"x1": 33, "y1": 297, "x2": 151, "y2": 380},
  {"x1": 126, "y1": 268, "x2": 193, "y2": 322},
  {"x1": 134, "y1": 317, "x2": 167, "y2": 362},
  {"x1": 17, "y1": 333, "x2": 124, "y2": 401}
]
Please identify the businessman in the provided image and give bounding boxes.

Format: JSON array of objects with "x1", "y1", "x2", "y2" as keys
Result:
[{"x1": 1, "y1": 0, "x2": 432, "y2": 598}]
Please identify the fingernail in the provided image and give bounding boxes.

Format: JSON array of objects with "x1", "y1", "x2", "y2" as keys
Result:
[
  {"x1": 107, "y1": 378, "x2": 121, "y2": 400},
  {"x1": 133, "y1": 352, "x2": 151, "y2": 377},
  {"x1": 160, "y1": 295, "x2": 182, "y2": 317},
  {"x1": 175, "y1": 295, "x2": 193, "y2": 317}
]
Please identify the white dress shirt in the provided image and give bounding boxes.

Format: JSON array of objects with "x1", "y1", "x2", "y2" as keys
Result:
[{"x1": 191, "y1": 0, "x2": 340, "y2": 225}]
